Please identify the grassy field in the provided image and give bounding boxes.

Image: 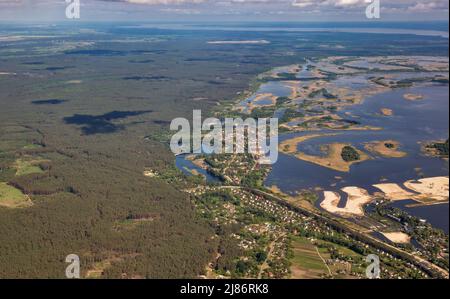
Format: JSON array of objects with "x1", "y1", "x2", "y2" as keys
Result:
[
  {"x1": 315, "y1": 239, "x2": 361, "y2": 259},
  {"x1": 14, "y1": 159, "x2": 45, "y2": 176},
  {"x1": 289, "y1": 236, "x2": 363, "y2": 279},
  {"x1": 14, "y1": 159, "x2": 44, "y2": 176},
  {"x1": 289, "y1": 236, "x2": 330, "y2": 279},
  {"x1": 317, "y1": 239, "x2": 366, "y2": 278},
  {"x1": 0, "y1": 182, "x2": 31, "y2": 208}
]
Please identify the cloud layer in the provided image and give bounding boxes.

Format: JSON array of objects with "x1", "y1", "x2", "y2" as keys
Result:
[{"x1": 0, "y1": 0, "x2": 448, "y2": 21}]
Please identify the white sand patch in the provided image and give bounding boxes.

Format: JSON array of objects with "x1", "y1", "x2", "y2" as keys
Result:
[
  {"x1": 321, "y1": 191, "x2": 342, "y2": 214},
  {"x1": 373, "y1": 183, "x2": 415, "y2": 201},
  {"x1": 341, "y1": 187, "x2": 373, "y2": 216},
  {"x1": 404, "y1": 177, "x2": 449, "y2": 201},
  {"x1": 382, "y1": 232, "x2": 411, "y2": 244},
  {"x1": 143, "y1": 169, "x2": 158, "y2": 178},
  {"x1": 321, "y1": 187, "x2": 373, "y2": 217},
  {"x1": 404, "y1": 93, "x2": 424, "y2": 101}
]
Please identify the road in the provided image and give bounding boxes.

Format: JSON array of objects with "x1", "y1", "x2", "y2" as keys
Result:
[{"x1": 257, "y1": 233, "x2": 286, "y2": 279}]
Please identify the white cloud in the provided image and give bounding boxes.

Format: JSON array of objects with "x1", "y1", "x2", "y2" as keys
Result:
[
  {"x1": 0, "y1": 0, "x2": 448, "y2": 20},
  {"x1": 408, "y1": 1, "x2": 448, "y2": 12}
]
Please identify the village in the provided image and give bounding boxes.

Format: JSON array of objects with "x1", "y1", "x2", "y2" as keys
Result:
[{"x1": 186, "y1": 185, "x2": 430, "y2": 279}]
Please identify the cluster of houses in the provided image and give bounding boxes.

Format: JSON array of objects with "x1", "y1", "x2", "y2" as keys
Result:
[{"x1": 186, "y1": 185, "x2": 430, "y2": 279}]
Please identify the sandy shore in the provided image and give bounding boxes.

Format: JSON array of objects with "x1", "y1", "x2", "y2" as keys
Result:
[
  {"x1": 143, "y1": 169, "x2": 158, "y2": 177},
  {"x1": 322, "y1": 177, "x2": 448, "y2": 217},
  {"x1": 404, "y1": 177, "x2": 449, "y2": 202},
  {"x1": 373, "y1": 183, "x2": 416, "y2": 201},
  {"x1": 374, "y1": 177, "x2": 449, "y2": 203},
  {"x1": 284, "y1": 81, "x2": 300, "y2": 98},
  {"x1": 269, "y1": 185, "x2": 284, "y2": 195},
  {"x1": 321, "y1": 191, "x2": 342, "y2": 214},
  {"x1": 321, "y1": 187, "x2": 372, "y2": 217},
  {"x1": 364, "y1": 140, "x2": 407, "y2": 158},
  {"x1": 404, "y1": 93, "x2": 424, "y2": 101},
  {"x1": 382, "y1": 232, "x2": 411, "y2": 244},
  {"x1": 380, "y1": 108, "x2": 394, "y2": 116}
]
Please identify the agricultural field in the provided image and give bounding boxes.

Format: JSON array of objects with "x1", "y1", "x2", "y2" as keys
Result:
[{"x1": 289, "y1": 236, "x2": 331, "y2": 279}]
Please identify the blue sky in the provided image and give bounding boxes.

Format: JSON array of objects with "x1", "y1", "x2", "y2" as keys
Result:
[{"x1": 0, "y1": 0, "x2": 449, "y2": 22}]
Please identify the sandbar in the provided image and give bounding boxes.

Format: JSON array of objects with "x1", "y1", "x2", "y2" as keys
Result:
[
  {"x1": 280, "y1": 137, "x2": 370, "y2": 172},
  {"x1": 403, "y1": 93, "x2": 424, "y2": 101},
  {"x1": 380, "y1": 108, "x2": 393, "y2": 116},
  {"x1": 320, "y1": 187, "x2": 372, "y2": 217},
  {"x1": 404, "y1": 176, "x2": 449, "y2": 202},
  {"x1": 373, "y1": 183, "x2": 415, "y2": 201},
  {"x1": 364, "y1": 140, "x2": 407, "y2": 158},
  {"x1": 381, "y1": 232, "x2": 411, "y2": 244}
]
